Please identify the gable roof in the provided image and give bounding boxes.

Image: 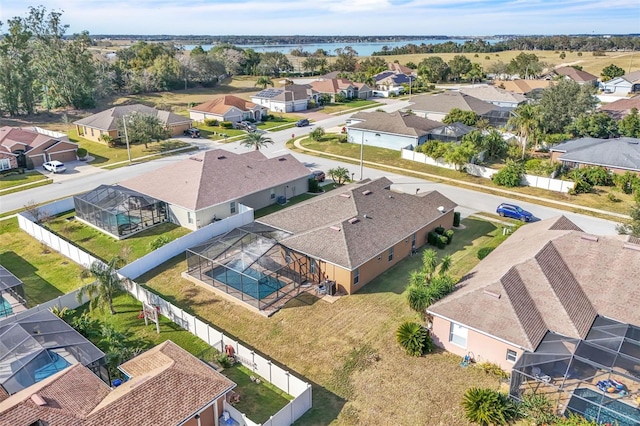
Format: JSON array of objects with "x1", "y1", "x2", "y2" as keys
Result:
[
  {"x1": 598, "y1": 94, "x2": 640, "y2": 120},
  {"x1": 190, "y1": 95, "x2": 262, "y2": 115},
  {"x1": 0, "y1": 127, "x2": 75, "y2": 155},
  {"x1": 550, "y1": 137, "x2": 640, "y2": 172},
  {"x1": 408, "y1": 91, "x2": 498, "y2": 115},
  {"x1": 374, "y1": 71, "x2": 414, "y2": 85},
  {"x1": 257, "y1": 177, "x2": 456, "y2": 270},
  {"x1": 309, "y1": 78, "x2": 356, "y2": 94},
  {"x1": 119, "y1": 149, "x2": 312, "y2": 210},
  {"x1": 73, "y1": 104, "x2": 191, "y2": 131},
  {"x1": 496, "y1": 79, "x2": 554, "y2": 94},
  {"x1": 458, "y1": 86, "x2": 526, "y2": 105},
  {"x1": 348, "y1": 111, "x2": 443, "y2": 137},
  {"x1": 619, "y1": 70, "x2": 640, "y2": 84},
  {"x1": 252, "y1": 84, "x2": 313, "y2": 102},
  {"x1": 0, "y1": 341, "x2": 235, "y2": 426},
  {"x1": 428, "y1": 216, "x2": 640, "y2": 351},
  {"x1": 387, "y1": 62, "x2": 414, "y2": 75},
  {"x1": 553, "y1": 66, "x2": 598, "y2": 83}
]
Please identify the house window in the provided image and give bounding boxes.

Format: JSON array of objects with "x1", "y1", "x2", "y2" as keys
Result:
[
  {"x1": 187, "y1": 211, "x2": 193, "y2": 224},
  {"x1": 0, "y1": 158, "x2": 11, "y2": 171},
  {"x1": 411, "y1": 233, "x2": 416, "y2": 248},
  {"x1": 270, "y1": 188, "x2": 275, "y2": 199},
  {"x1": 388, "y1": 247, "x2": 394, "y2": 262},
  {"x1": 506, "y1": 349, "x2": 518, "y2": 363},
  {"x1": 449, "y1": 323, "x2": 468, "y2": 348},
  {"x1": 90, "y1": 128, "x2": 94, "y2": 136},
  {"x1": 310, "y1": 258, "x2": 317, "y2": 275},
  {"x1": 230, "y1": 201, "x2": 236, "y2": 214},
  {"x1": 353, "y1": 268, "x2": 359, "y2": 285}
]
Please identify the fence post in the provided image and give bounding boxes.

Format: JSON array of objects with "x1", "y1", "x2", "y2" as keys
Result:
[{"x1": 267, "y1": 360, "x2": 272, "y2": 382}]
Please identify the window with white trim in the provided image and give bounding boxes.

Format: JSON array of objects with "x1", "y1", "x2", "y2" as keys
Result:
[
  {"x1": 187, "y1": 211, "x2": 193, "y2": 224},
  {"x1": 449, "y1": 323, "x2": 468, "y2": 348},
  {"x1": 230, "y1": 201, "x2": 236, "y2": 214},
  {"x1": 388, "y1": 247, "x2": 394, "y2": 261},
  {"x1": 310, "y1": 258, "x2": 317, "y2": 275},
  {"x1": 411, "y1": 233, "x2": 416, "y2": 248},
  {"x1": 353, "y1": 268, "x2": 360, "y2": 285},
  {"x1": 0, "y1": 158, "x2": 11, "y2": 171},
  {"x1": 506, "y1": 349, "x2": 518, "y2": 363},
  {"x1": 270, "y1": 188, "x2": 275, "y2": 199}
]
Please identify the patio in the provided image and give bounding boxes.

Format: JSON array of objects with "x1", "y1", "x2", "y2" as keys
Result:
[{"x1": 510, "y1": 316, "x2": 640, "y2": 426}]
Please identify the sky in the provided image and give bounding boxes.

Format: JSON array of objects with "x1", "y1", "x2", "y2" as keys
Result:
[{"x1": 1, "y1": 0, "x2": 639, "y2": 36}]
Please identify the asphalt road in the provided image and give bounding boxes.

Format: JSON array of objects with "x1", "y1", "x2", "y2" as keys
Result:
[{"x1": 0, "y1": 98, "x2": 621, "y2": 235}]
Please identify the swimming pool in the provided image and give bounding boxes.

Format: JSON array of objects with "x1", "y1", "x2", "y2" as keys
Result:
[
  {"x1": 207, "y1": 259, "x2": 286, "y2": 300},
  {"x1": 0, "y1": 296, "x2": 13, "y2": 318},
  {"x1": 567, "y1": 388, "x2": 640, "y2": 426}
]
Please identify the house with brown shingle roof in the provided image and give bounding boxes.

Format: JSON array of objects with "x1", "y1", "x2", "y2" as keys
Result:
[
  {"x1": 250, "y1": 84, "x2": 316, "y2": 113},
  {"x1": 73, "y1": 104, "x2": 193, "y2": 143},
  {"x1": 427, "y1": 216, "x2": 640, "y2": 372},
  {"x1": 495, "y1": 79, "x2": 554, "y2": 95},
  {"x1": 346, "y1": 111, "x2": 452, "y2": 150},
  {"x1": 459, "y1": 86, "x2": 527, "y2": 108},
  {"x1": 547, "y1": 66, "x2": 598, "y2": 86},
  {"x1": 257, "y1": 177, "x2": 456, "y2": 294},
  {"x1": 189, "y1": 95, "x2": 267, "y2": 123},
  {"x1": 0, "y1": 340, "x2": 236, "y2": 426},
  {"x1": 114, "y1": 149, "x2": 312, "y2": 230},
  {"x1": 308, "y1": 78, "x2": 372, "y2": 101},
  {"x1": 598, "y1": 94, "x2": 640, "y2": 120},
  {"x1": 0, "y1": 126, "x2": 78, "y2": 169}
]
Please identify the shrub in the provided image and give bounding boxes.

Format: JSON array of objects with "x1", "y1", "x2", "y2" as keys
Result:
[
  {"x1": 581, "y1": 166, "x2": 612, "y2": 186},
  {"x1": 216, "y1": 353, "x2": 235, "y2": 368},
  {"x1": 204, "y1": 118, "x2": 219, "y2": 127},
  {"x1": 149, "y1": 235, "x2": 170, "y2": 250},
  {"x1": 524, "y1": 158, "x2": 557, "y2": 177},
  {"x1": 568, "y1": 170, "x2": 594, "y2": 194},
  {"x1": 477, "y1": 247, "x2": 495, "y2": 260},
  {"x1": 310, "y1": 127, "x2": 325, "y2": 141},
  {"x1": 308, "y1": 178, "x2": 319, "y2": 193},
  {"x1": 492, "y1": 160, "x2": 524, "y2": 187},
  {"x1": 76, "y1": 147, "x2": 88, "y2": 158},
  {"x1": 477, "y1": 362, "x2": 510, "y2": 380},
  {"x1": 445, "y1": 229, "x2": 454, "y2": 244},
  {"x1": 220, "y1": 121, "x2": 233, "y2": 129},
  {"x1": 453, "y1": 211, "x2": 461, "y2": 227},
  {"x1": 607, "y1": 193, "x2": 621, "y2": 202},
  {"x1": 427, "y1": 232, "x2": 438, "y2": 246},
  {"x1": 434, "y1": 226, "x2": 445, "y2": 235},
  {"x1": 396, "y1": 322, "x2": 433, "y2": 356},
  {"x1": 436, "y1": 235, "x2": 448, "y2": 249},
  {"x1": 462, "y1": 388, "x2": 518, "y2": 426},
  {"x1": 613, "y1": 171, "x2": 640, "y2": 194}
]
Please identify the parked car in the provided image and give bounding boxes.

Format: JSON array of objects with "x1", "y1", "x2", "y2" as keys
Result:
[
  {"x1": 311, "y1": 170, "x2": 326, "y2": 182},
  {"x1": 183, "y1": 128, "x2": 201, "y2": 138},
  {"x1": 43, "y1": 160, "x2": 66, "y2": 173},
  {"x1": 296, "y1": 119, "x2": 310, "y2": 127},
  {"x1": 496, "y1": 203, "x2": 533, "y2": 222}
]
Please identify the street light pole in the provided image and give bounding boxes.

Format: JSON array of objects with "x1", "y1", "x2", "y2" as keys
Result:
[
  {"x1": 359, "y1": 131, "x2": 365, "y2": 180},
  {"x1": 122, "y1": 115, "x2": 132, "y2": 164}
]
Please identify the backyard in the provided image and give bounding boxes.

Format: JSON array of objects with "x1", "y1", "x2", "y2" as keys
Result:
[{"x1": 136, "y1": 217, "x2": 510, "y2": 425}]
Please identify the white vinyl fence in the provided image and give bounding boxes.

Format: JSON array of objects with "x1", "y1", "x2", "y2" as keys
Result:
[
  {"x1": 16, "y1": 201, "x2": 312, "y2": 426},
  {"x1": 401, "y1": 148, "x2": 574, "y2": 193}
]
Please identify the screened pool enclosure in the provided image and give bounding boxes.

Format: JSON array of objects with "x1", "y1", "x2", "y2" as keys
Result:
[
  {"x1": 73, "y1": 184, "x2": 168, "y2": 238},
  {"x1": 510, "y1": 316, "x2": 640, "y2": 426},
  {"x1": 186, "y1": 223, "x2": 308, "y2": 312},
  {"x1": 0, "y1": 310, "x2": 108, "y2": 395},
  {"x1": 0, "y1": 265, "x2": 27, "y2": 318}
]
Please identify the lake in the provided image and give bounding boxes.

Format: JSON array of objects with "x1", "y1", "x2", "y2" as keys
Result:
[{"x1": 182, "y1": 38, "x2": 500, "y2": 57}]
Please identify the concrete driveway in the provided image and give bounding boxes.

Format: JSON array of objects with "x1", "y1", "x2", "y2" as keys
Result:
[{"x1": 38, "y1": 159, "x2": 105, "y2": 183}]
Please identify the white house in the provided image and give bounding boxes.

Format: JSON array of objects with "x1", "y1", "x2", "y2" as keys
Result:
[
  {"x1": 250, "y1": 85, "x2": 313, "y2": 113},
  {"x1": 601, "y1": 70, "x2": 640, "y2": 95}
]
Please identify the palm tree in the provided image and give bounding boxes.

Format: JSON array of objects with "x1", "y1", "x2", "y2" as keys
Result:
[
  {"x1": 241, "y1": 132, "x2": 274, "y2": 151},
  {"x1": 422, "y1": 249, "x2": 439, "y2": 281},
  {"x1": 255, "y1": 76, "x2": 274, "y2": 89},
  {"x1": 439, "y1": 254, "x2": 452, "y2": 276},
  {"x1": 406, "y1": 281, "x2": 430, "y2": 316},
  {"x1": 327, "y1": 167, "x2": 350, "y2": 185},
  {"x1": 396, "y1": 321, "x2": 431, "y2": 356},
  {"x1": 507, "y1": 104, "x2": 540, "y2": 159},
  {"x1": 76, "y1": 256, "x2": 126, "y2": 315},
  {"x1": 462, "y1": 388, "x2": 515, "y2": 426}
]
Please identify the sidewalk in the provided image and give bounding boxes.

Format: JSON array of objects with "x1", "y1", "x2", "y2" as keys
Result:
[{"x1": 293, "y1": 138, "x2": 630, "y2": 220}]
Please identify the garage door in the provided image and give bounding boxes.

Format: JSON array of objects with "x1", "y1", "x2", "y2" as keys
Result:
[{"x1": 49, "y1": 151, "x2": 77, "y2": 163}]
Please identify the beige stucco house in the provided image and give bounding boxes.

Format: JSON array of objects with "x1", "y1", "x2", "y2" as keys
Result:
[
  {"x1": 0, "y1": 126, "x2": 78, "y2": 168},
  {"x1": 189, "y1": 95, "x2": 268, "y2": 123}
]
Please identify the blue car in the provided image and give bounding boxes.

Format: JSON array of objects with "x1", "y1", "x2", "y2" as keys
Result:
[{"x1": 496, "y1": 203, "x2": 533, "y2": 222}]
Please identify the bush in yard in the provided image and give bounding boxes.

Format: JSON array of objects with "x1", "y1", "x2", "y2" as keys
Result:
[
  {"x1": 453, "y1": 211, "x2": 461, "y2": 227},
  {"x1": 462, "y1": 387, "x2": 518, "y2": 426},
  {"x1": 581, "y1": 166, "x2": 612, "y2": 186},
  {"x1": 492, "y1": 160, "x2": 525, "y2": 187},
  {"x1": 427, "y1": 232, "x2": 438, "y2": 246},
  {"x1": 76, "y1": 147, "x2": 88, "y2": 158},
  {"x1": 308, "y1": 178, "x2": 319, "y2": 193},
  {"x1": 436, "y1": 235, "x2": 448, "y2": 249},
  {"x1": 396, "y1": 321, "x2": 433, "y2": 356},
  {"x1": 220, "y1": 121, "x2": 233, "y2": 129},
  {"x1": 568, "y1": 170, "x2": 593, "y2": 195},
  {"x1": 434, "y1": 226, "x2": 445, "y2": 235},
  {"x1": 204, "y1": 118, "x2": 219, "y2": 127},
  {"x1": 149, "y1": 235, "x2": 170, "y2": 250},
  {"x1": 445, "y1": 229, "x2": 454, "y2": 244},
  {"x1": 310, "y1": 127, "x2": 325, "y2": 141},
  {"x1": 477, "y1": 247, "x2": 495, "y2": 260},
  {"x1": 613, "y1": 171, "x2": 640, "y2": 195}
]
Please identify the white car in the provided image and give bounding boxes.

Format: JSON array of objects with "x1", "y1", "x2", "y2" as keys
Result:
[{"x1": 43, "y1": 161, "x2": 67, "y2": 173}]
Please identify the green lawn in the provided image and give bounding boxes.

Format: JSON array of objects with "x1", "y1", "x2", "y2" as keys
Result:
[
  {"x1": 45, "y1": 211, "x2": 191, "y2": 263},
  {"x1": 292, "y1": 136, "x2": 636, "y2": 217},
  {"x1": 137, "y1": 217, "x2": 508, "y2": 425},
  {"x1": 0, "y1": 217, "x2": 93, "y2": 306},
  {"x1": 253, "y1": 184, "x2": 335, "y2": 218},
  {"x1": 72, "y1": 292, "x2": 292, "y2": 423},
  {"x1": 0, "y1": 171, "x2": 49, "y2": 190},
  {"x1": 67, "y1": 127, "x2": 192, "y2": 166},
  {"x1": 319, "y1": 100, "x2": 378, "y2": 114}
]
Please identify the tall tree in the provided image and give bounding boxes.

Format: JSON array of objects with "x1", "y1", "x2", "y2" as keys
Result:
[
  {"x1": 507, "y1": 52, "x2": 543, "y2": 79},
  {"x1": 76, "y1": 257, "x2": 127, "y2": 315},
  {"x1": 600, "y1": 64, "x2": 625, "y2": 82},
  {"x1": 619, "y1": 108, "x2": 640, "y2": 137},
  {"x1": 443, "y1": 108, "x2": 479, "y2": 126},
  {"x1": 566, "y1": 112, "x2": 619, "y2": 138},
  {"x1": 0, "y1": 16, "x2": 37, "y2": 115},
  {"x1": 255, "y1": 76, "x2": 274, "y2": 89},
  {"x1": 465, "y1": 62, "x2": 484, "y2": 84},
  {"x1": 358, "y1": 56, "x2": 387, "y2": 76},
  {"x1": 448, "y1": 55, "x2": 472, "y2": 81},
  {"x1": 257, "y1": 52, "x2": 292, "y2": 77},
  {"x1": 332, "y1": 46, "x2": 359, "y2": 72},
  {"x1": 538, "y1": 79, "x2": 597, "y2": 134},
  {"x1": 241, "y1": 132, "x2": 274, "y2": 151},
  {"x1": 507, "y1": 103, "x2": 541, "y2": 159},
  {"x1": 418, "y1": 56, "x2": 450, "y2": 83},
  {"x1": 117, "y1": 112, "x2": 170, "y2": 148}
]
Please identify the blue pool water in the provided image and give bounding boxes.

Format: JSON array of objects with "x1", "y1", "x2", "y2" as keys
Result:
[
  {"x1": 567, "y1": 388, "x2": 640, "y2": 426},
  {"x1": 34, "y1": 351, "x2": 71, "y2": 382},
  {"x1": 0, "y1": 297, "x2": 13, "y2": 318},
  {"x1": 207, "y1": 259, "x2": 285, "y2": 300},
  {"x1": 116, "y1": 214, "x2": 141, "y2": 226}
]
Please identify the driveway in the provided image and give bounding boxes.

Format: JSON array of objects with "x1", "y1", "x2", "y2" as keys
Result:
[{"x1": 38, "y1": 159, "x2": 105, "y2": 183}]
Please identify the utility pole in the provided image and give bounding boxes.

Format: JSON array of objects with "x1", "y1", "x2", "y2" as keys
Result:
[
  {"x1": 122, "y1": 115, "x2": 132, "y2": 164},
  {"x1": 359, "y1": 131, "x2": 365, "y2": 180}
]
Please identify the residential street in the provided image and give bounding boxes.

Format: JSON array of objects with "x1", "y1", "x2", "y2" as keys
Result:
[{"x1": 0, "y1": 98, "x2": 621, "y2": 235}]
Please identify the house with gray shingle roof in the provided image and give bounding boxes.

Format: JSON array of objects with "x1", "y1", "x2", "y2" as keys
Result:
[
  {"x1": 372, "y1": 71, "x2": 415, "y2": 97},
  {"x1": 459, "y1": 86, "x2": 527, "y2": 108},
  {"x1": 73, "y1": 104, "x2": 192, "y2": 143},
  {"x1": 601, "y1": 70, "x2": 640, "y2": 94},
  {"x1": 257, "y1": 177, "x2": 456, "y2": 294},
  {"x1": 250, "y1": 84, "x2": 315, "y2": 113},
  {"x1": 427, "y1": 216, "x2": 640, "y2": 372},
  {"x1": 549, "y1": 137, "x2": 640, "y2": 173}
]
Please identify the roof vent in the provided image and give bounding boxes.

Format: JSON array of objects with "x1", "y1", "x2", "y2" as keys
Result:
[
  {"x1": 348, "y1": 217, "x2": 360, "y2": 224},
  {"x1": 483, "y1": 290, "x2": 501, "y2": 299},
  {"x1": 388, "y1": 195, "x2": 393, "y2": 199},
  {"x1": 278, "y1": 157, "x2": 287, "y2": 161},
  {"x1": 581, "y1": 235, "x2": 599, "y2": 242},
  {"x1": 329, "y1": 226, "x2": 341, "y2": 231},
  {"x1": 363, "y1": 214, "x2": 369, "y2": 219},
  {"x1": 362, "y1": 190, "x2": 372, "y2": 195},
  {"x1": 217, "y1": 155, "x2": 227, "y2": 160},
  {"x1": 31, "y1": 393, "x2": 47, "y2": 406},
  {"x1": 437, "y1": 206, "x2": 445, "y2": 213},
  {"x1": 623, "y1": 243, "x2": 640, "y2": 252},
  {"x1": 190, "y1": 157, "x2": 203, "y2": 162},
  {"x1": 340, "y1": 193, "x2": 351, "y2": 198}
]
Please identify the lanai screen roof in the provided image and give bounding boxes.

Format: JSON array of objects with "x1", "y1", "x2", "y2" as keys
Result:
[{"x1": 0, "y1": 266, "x2": 22, "y2": 292}]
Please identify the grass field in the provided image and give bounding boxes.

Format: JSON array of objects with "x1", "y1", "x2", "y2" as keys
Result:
[
  {"x1": 0, "y1": 171, "x2": 48, "y2": 190},
  {"x1": 292, "y1": 135, "x2": 636, "y2": 217},
  {"x1": 137, "y1": 217, "x2": 508, "y2": 425}
]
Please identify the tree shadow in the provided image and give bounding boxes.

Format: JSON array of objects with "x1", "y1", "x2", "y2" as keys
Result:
[{"x1": 0, "y1": 251, "x2": 63, "y2": 307}]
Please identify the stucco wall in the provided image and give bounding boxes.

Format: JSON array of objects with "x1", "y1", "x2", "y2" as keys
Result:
[
  {"x1": 430, "y1": 315, "x2": 522, "y2": 372},
  {"x1": 347, "y1": 128, "x2": 419, "y2": 151},
  {"x1": 237, "y1": 177, "x2": 310, "y2": 210}
]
